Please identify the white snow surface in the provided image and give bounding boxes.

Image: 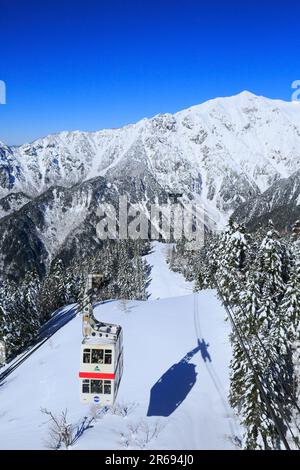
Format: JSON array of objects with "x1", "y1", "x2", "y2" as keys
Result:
[
  {"x1": 145, "y1": 242, "x2": 194, "y2": 299},
  {"x1": 0, "y1": 243, "x2": 240, "y2": 449}
]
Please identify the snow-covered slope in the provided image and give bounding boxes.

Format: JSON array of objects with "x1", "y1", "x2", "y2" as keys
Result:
[
  {"x1": 0, "y1": 243, "x2": 240, "y2": 449},
  {"x1": 145, "y1": 242, "x2": 194, "y2": 299}
]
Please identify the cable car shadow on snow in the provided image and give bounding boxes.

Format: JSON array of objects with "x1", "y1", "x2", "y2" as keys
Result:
[
  {"x1": 197, "y1": 338, "x2": 212, "y2": 363},
  {"x1": 147, "y1": 339, "x2": 212, "y2": 417}
]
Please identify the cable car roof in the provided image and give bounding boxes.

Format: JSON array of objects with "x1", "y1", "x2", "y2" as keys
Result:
[{"x1": 82, "y1": 336, "x2": 118, "y2": 346}]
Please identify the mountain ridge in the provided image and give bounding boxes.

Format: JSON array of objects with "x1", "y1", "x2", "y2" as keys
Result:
[{"x1": 2, "y1": 90, "x2": 300, "y2": 208}]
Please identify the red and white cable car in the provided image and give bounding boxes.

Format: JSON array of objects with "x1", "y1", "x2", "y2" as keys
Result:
[{"x1": 78, "y1": 274, "x2": 123, "y2": 406}]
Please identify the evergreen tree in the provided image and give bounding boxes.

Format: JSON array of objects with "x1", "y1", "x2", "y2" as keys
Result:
[
  {"x1": 116, "y1": 242, "x2": 136, "y2": 299},
  {"x1": 0, "y1": 279, "x2": 31, "y2": 358},
  {"x1": 292, "y1": 220, "x2": 300, "y2": 240},
  {"x1": 276, "y1": 264, "x2": 300, "y2": 345},
  {"x1": 133, "y1": 251, "x2": 147, "y2": 300},
  {"x1": 230, "y1": 269, "x2": 278, "y2": 449},
  {"x1": 258, "y1": 226, "x2": 287, "y2": 313},
  {"x1": 242, "y1": 348, "x2": 276, "y2": 450},
  {"x1": 18, "y1": 269, "x2": 41, "y2": 344},
  {"x1": 276, "y1": 263, "x2": 300, "y2": 433},
  {"x1": 39, "y1": 258, "x2": 69, "y2": 321},
  {"x1": 217, "y1": 220, "x2": 248, "y2": 304}
]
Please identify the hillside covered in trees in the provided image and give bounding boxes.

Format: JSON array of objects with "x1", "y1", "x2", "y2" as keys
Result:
[
  {"x1": 169, "y1": 220, "x2": 300, "y2": 449},
  {"x1": 0, "y1": 240, "x2": 150, "y2": 361}
]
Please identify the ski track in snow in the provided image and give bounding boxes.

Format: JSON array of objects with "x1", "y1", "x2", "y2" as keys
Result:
[{"x1": 0, "y1": 242, "x2": 240, "y2": 449}]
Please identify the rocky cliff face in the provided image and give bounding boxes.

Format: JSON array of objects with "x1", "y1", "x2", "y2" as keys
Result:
[{"x1": 232, "y1": 170, "x2": 300, "y2": 232}]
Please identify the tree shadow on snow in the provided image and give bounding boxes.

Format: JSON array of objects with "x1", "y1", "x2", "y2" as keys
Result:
[
  {"x1": 71, "y1": 416, "x2": 95, "y2": 446},
  {"x1": 147, "y1": 341, "x2": 211, "y2": 417},
  {"x1": 145, "y1": 263, "x2": 154, "y2": 299},
  {"x1": 38, "y1": 305, "x2": 77, "y2": 340}
]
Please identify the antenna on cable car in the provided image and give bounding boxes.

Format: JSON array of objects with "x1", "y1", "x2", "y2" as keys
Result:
[{"x1": 78, "y1": 273, "x2": 123, "y2": 406}]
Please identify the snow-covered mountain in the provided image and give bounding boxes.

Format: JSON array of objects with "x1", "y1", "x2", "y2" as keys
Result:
[
  {"x1": 1, "y1": 91, "x2": 300, "y2": 280},
  {"x1": 1, "y1": 91, "x2": 300, "y2": 223},
  {"x1": 232, "y1": 169, "x2": 300, "y2": 232}
]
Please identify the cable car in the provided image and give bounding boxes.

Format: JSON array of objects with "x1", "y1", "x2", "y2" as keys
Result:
[
  {"x1": 78, "y1": 274, "x2": 123, "y2": 406},
  {"x1": 79, "y1": 324, "x2": 123, "y2": 405}
]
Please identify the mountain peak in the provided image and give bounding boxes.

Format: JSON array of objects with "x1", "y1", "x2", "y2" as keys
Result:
[{"x1": 237, "y1": 90, "x2": 258, "y2": 98}]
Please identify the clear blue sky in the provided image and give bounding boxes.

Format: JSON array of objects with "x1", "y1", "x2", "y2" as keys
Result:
[{"x1": 0, "y1": 0, "x2": 300, "y2": 145}]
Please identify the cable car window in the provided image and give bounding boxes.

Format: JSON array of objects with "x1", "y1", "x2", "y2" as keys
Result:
[
  {"x1": 82, "y1": 379, "x2": 90, "y2": 394},
  {"x1": 104, "y1": 380, "x2": 111, "y2": 394},
  {"x1": 104, "y1": 349, "x2": 112, "y2": 364},
  {"x1": 83, "y1": 349, "x2": 91, "y2": 363},
  {"x1": 91, "y1": 380, "x2": 103, "y2": 394},
  {"x1": 91, "y1": 349, "x2": 104, "y2": 364}
]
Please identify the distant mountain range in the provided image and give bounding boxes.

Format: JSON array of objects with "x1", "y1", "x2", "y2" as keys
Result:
[{"x1": 1, "y1": 91, "x2": 300, "y2": 279}]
